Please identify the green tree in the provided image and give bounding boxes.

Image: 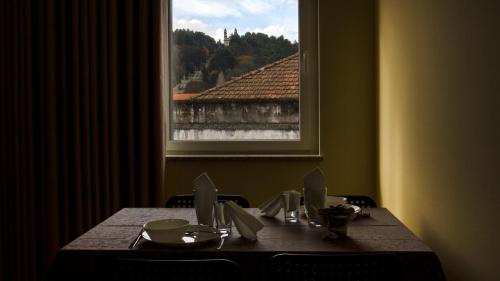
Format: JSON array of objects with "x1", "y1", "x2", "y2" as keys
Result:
[
  {"x1": 171, "y1": 29, "x2": 218, "y2": 83},
  {"x1": 173, "y1": 29, "x2": 217, "y2": 53},
  {"x1": 236, "y1": 32, "x2": 298, "y2": 68},
  {"x1": 208, "y1": 48, "x2": 236, "y2": 72},
  {"x1": 171, "y1": 28, "x2": 298, "y2": 86}
]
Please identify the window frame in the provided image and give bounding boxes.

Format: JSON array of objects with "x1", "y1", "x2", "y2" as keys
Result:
[{"x1": 162, "y1": 0, "x2": 319, "y2": 157}]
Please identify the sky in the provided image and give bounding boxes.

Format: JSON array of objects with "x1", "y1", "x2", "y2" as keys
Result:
[{"x1": 172, "y1": 0, "x2": 299, "y2": 43}]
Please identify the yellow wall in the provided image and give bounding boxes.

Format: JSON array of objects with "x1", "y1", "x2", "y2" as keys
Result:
[
  {"x1": 166, "y1": 0, "x2": 500, "y2": 279},
  {"x1": 165, "y1": 0, "x2": 377, "y2": 206},
  {"x1": 379, "y1": 0, "x2": 500, "y2": 280}
]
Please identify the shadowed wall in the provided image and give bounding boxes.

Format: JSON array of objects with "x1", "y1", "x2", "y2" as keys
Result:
[{"x1": 379, "y1": 0, "x2": 500, "y2": 280}]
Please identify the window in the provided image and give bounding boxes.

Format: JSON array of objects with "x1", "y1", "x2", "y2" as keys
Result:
[{"x1": 163, "y1": 0, "x2": 318, "y2": 156}]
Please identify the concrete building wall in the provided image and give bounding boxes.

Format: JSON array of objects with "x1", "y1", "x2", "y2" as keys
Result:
[
  {"x1": 173, "y1": 129, "x2": 299, "y2": 140},
  {"x1": 173, "y1": 101, "x2": 299, "y2": 129}
]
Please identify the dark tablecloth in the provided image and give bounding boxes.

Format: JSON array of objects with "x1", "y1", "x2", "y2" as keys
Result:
[{"x1": 52, "y1": 208, "x2": 445, "y2": 281}]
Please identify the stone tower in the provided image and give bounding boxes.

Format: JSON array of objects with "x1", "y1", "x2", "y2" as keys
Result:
[{"x1": 223, "y1": 28, "x2": 230, "y2": 47}]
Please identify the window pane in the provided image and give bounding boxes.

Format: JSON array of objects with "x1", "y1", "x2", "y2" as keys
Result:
[{"x1": 170, "y1": 0, "x2": 299, "y2": 141}]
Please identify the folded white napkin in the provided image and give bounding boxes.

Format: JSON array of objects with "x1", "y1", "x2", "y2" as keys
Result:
[
  {"x1": 258, "y1": 194, "x2": 283, "y2": 217},
  {"x1": 259, "y1": 190, "x2": 302, "y2": 217},
  {"x1": 193, "y1": 173, "x2": 218, "y2": 226},
  {"x1": 224, "y1": 201, "x2": 264, "y2": 240},
  {"x1": 303, "y1": 167, "x2": 327, "y2": 220}
]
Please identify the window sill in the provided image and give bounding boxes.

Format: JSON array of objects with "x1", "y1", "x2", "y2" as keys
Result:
[{"x1": 165, "y1": 154, "x2": 323, "y2": 161}]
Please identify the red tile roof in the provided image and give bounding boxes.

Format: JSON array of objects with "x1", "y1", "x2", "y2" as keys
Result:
[
  {"x1": 192, "y1": 53, "x2": 299, "y2": 102},
  {"x1": 173, "y1": 93, "x2": 201, "y2": 101}
]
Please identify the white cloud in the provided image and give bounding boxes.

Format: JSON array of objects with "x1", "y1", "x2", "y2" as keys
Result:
[
  {"x1": 239, "y1": 0, "x2": 273, "y2": 14},
  {"x1": 173, "y1": 0, "x2": 241, "y2": 18},
  {"x1": 253, "y1": 24, "x2": 296, "y2": 41},
  {"x1": 173, "y1": 18, "x2": 209, "y2": 33},
  {"x1": 173, "y1": 20, "x2": 298, "y2": 43},
  {"x1": 212, "y1": 28, "x2": 226, "y2": 43},
  {"x1": 171, "y1": 0, "x2": 299, "y2": 42},
  {"x1": 173, "y1": 18, "x2": 227, "y2": 42}
]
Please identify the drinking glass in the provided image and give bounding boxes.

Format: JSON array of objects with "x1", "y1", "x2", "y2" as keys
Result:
[
  {"x1": 319, "y1": 206, "x2": 355, "y2": 239},
  {"x1": 303, "y1": 187, "x2": 327, "y2": 227},
  {"x1": 281, "y1": 192, "x2": 301, "y2": 223},
  {"x1": 214, "y1": 202, "x2": 232, "y2": 234}
]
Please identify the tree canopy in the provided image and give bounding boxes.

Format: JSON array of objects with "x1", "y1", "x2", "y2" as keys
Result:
[{"x1": 171, "y1": 29, "x2": 298, "y2": 89}]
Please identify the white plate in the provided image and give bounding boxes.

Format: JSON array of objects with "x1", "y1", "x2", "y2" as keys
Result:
[{"x1": 141, "y1": 225, "x2": 220, "y2": 247}]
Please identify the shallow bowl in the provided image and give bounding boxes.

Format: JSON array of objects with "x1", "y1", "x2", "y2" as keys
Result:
[{"x1": 143, "y1": 219, "x2": 190, "y2": 242}]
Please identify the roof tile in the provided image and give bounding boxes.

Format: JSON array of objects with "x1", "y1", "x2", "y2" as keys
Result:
[{"x1": 192, "y1": 53, "x2": 299, "y2": 102}]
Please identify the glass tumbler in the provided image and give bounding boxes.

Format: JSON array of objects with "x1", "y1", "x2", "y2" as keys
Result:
[
  {"x1": 214, "y1": 202, "x2": 232, "y2": 234},
  {"x1": 281, "y1": 191, "x2": 301, "y2": 223},
  {"x1": 319, "y1": 206, "x2": 355, "y2": 239},
  {"x1": 303, "y1": 187, "x2": 327, "y2": 227}
]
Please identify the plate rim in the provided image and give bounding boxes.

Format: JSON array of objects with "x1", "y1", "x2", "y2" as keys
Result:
[{"x1": 141, "y1": 225, "x2": 220, "y2": 247}]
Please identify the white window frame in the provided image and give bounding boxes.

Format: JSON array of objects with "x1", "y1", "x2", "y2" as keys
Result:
[{"x1": 162, "y1": 0, "x2": 319, "y2": 157}]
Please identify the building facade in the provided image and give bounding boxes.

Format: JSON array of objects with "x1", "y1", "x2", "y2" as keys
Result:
[{"x1": 172, "y1": 53, "x2": 299, "y2": 140}]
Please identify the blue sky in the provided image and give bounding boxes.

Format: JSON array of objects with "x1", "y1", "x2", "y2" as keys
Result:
[{"x1": 172, "y1": 0, "x2": 299, "y2": 42}]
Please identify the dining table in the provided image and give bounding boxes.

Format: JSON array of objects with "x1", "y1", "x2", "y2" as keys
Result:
[{"x1": 51, "y1": 207, "x2": 445, "y2": 281}]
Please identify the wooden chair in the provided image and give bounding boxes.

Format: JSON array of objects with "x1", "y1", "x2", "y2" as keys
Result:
[
  {"x1": 165, "y1": 194, "x2": 250, "y2": 208},
  {"x1": 266, "y1": 253, "x2": 401, "y2": 281}
]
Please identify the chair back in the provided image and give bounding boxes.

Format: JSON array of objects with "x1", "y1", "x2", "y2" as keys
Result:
[
  {"x1": 166, "y1": 194, "x2": 250, "y2": 208},
  {"x1": 299, "y1": 195, "x2": 377, "y2": 208},
  {"x1": 165, "y1": 194, "x2": 195, "y2": 208},
  {"x1": 267, "y1": 253, "x2": 401, "y2": 281},
  {"x1": 341, "y1": 195, "x2": 377, "y2": 208},
  {"x1": 107, "y1": 258, "x2": 240, "y2": 281}
]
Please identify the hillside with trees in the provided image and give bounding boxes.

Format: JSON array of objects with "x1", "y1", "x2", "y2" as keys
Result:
[{"x1": 171, "y1": 29, "x2": 298, "y2": 91}]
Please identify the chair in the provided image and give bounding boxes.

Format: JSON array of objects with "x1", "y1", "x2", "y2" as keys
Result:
[
  {"x1": 266, "y1": 253, "x2": 401, "y2": 281},
  {"x1": 106, "y1": 258, "x2": 240, "y2": 281},
  {"x1": 300, "y1": 195, "x2": 377, "y2": 208},
  {"x1": 340, "y1": 195, "x2": 377, "y2": 208},
  {"x1": 165, "y1": 194, "x2": 250, "y2": 208}
]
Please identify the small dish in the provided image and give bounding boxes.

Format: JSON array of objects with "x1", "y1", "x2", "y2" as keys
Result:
[{"x1": 142, "y1": 225, "x2": 220, "y2": 247}]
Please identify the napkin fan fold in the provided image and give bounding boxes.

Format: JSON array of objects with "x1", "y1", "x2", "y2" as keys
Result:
[
  {"x1": 192, "y1": 172, "x2": 263, "y2": 240},
  {"x1": 303, "y1": 167, "x2": 327, "y2": 219},
  {"x1": 193, "y1": 173, "x2": 218, "y2": 226},
  {"x1": 225, "y1": 201, "x2": 264, "y2": 240},
  {"x1": 259, "y1": 190, "x2": 302, "y2": 217}
]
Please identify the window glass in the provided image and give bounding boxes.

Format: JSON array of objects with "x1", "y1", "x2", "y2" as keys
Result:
[{"x1": 170, "y1": 0, "x2": 299, "y2": 141}]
